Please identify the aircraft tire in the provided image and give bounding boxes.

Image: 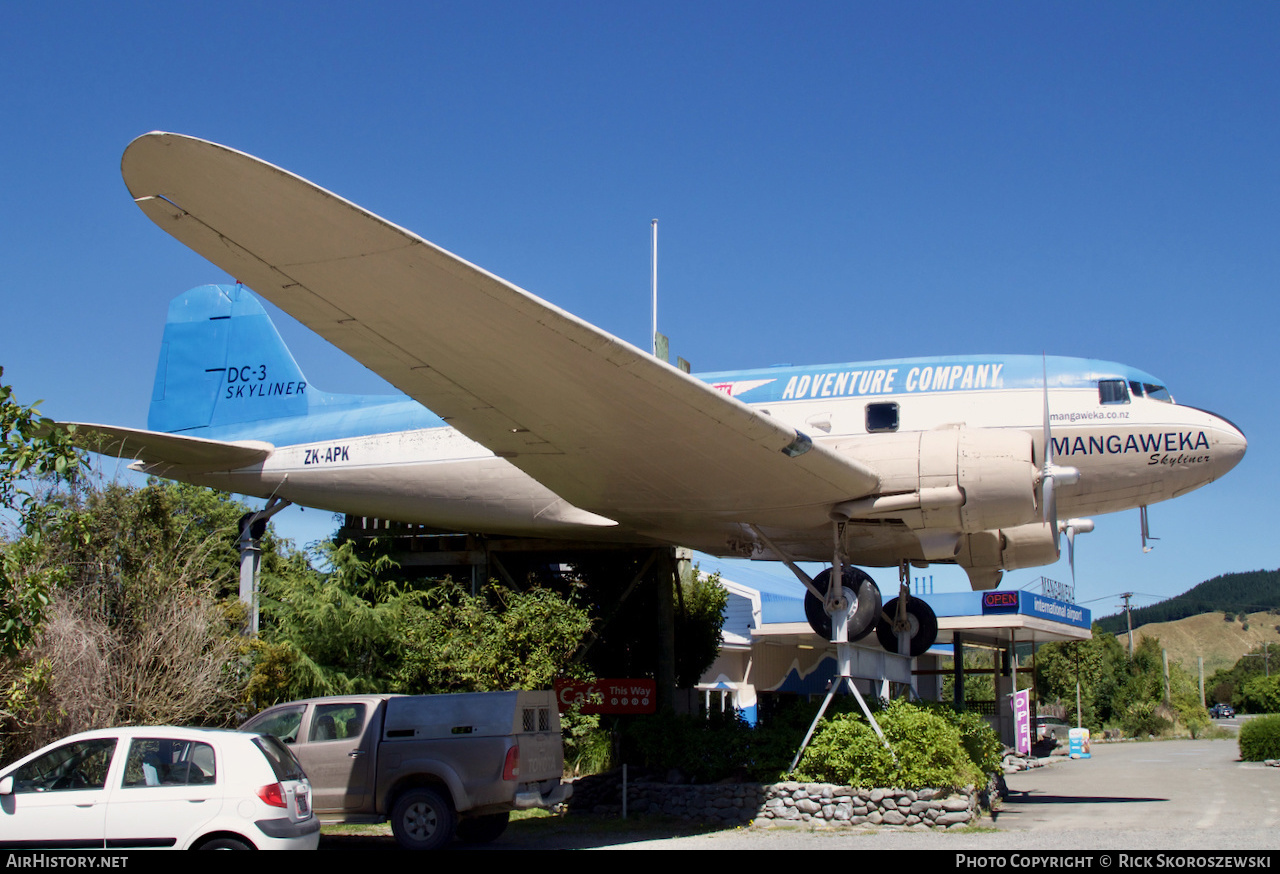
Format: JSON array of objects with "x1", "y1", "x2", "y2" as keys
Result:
[
  {"x1": 875, "y1": 596, "x2": 939, "y2": 657},
  {"x1": 803, "y1": 567, "x2": 881, "y2": 642}
]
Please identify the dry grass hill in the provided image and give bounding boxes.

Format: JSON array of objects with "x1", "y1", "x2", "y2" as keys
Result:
[{"x1": 1126, "y1": 611, "x2": 1280, "y2": 678}]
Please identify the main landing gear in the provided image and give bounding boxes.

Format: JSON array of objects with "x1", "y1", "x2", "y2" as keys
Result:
[
  {"x1": 749, "y1": 525, "x2": 940, "y2": 770},
  {"x1": 802, "y1": 562, "x2": 939, "y2": 659},
  {"x1": 876, "y1": 563, "x2": 939, "y2": 658},
  {"x1": 803, "y1": 566, "x2": 881, "y2": 643}
]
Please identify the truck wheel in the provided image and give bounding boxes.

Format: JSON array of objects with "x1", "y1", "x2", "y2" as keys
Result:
[
  {"x1": 457, "y1": 812, "x2": 509, "y2": 844},
  {"x1": 390, "y1": 787, "x2": 456, "y2": 850}
]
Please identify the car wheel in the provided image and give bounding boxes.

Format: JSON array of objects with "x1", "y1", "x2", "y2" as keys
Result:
[
  {"x1": 391, "y1": 787, "x2": 456, "y2": 850},
  {"x1": 199, "y1": 837, "x2": 254, "y2": 850},
  {"x1": 456, "y1": 812, "x2": 509, "y2": 844}
]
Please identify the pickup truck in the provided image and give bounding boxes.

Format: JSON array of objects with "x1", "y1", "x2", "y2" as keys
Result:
[{"x1": 240, "y1": 691, "x2": 570, "y2": 849}]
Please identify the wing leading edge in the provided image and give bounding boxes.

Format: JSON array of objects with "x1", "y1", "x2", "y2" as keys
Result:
[{"x1": 120, "y1": 132, "x2": 878, "y2": 537}]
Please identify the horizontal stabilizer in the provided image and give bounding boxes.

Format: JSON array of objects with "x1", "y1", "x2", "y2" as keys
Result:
[{"x1": 65, "y1": 422, "x2": 273, "y2": 473}]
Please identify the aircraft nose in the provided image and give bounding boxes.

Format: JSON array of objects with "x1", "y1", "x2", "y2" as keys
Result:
[{"x1": 1210, "y1": 413, "x2": 1247, "y2": 481}]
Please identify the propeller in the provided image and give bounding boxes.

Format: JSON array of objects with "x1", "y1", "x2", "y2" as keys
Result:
[
  {"x1": 1060, "y1": 517, "x2": 1094, "y2": 585},
  {"x1": 1040, "y1": 356, "x2": 1081, "y2": 558}
]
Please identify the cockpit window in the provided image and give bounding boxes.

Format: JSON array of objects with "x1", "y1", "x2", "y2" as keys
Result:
[
  {"x1": 1098, "y1": 379, "x2": 1130, "y2": 405},
  {"x1": 1143, "y1": 383, "x2": 1173, "y2": 403}
]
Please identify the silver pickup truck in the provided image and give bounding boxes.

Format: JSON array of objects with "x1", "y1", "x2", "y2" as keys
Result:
[{"x1": 240, "y1": 691, "x2": 569, "y2": 849}]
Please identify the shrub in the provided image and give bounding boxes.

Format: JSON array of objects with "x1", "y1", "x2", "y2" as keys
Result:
[
  {"x1": 561, "y1": 709, "x2": 613, "y2": 777},
  {"x1": 1180, "y1": 703, "x2": 1210, "y2": 739},
  {"x1": 1121, "y1": 701, "x2": 1172, "y2": 737},
  {"x1": 620, "y1": 710, "x2": 755, "y2": 784},
  {"x1": 929, "y1": 704, "x2": 1004, "y2": 778},
  {"x1": 794, "y1": 713, "x2": 896, "y2": 788},
  {"x1": 796, "y1": 700, "x2": 983, "y2": 790},
  {"x1": 879, "y1": 700, "x2": 983, "y2": 789},
  {"x1": 1239, "y1": 714, "x2": 1280, "y2": 761}
]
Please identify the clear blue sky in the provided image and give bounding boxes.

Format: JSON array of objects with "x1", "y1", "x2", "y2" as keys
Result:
[{"x1": 3, "y1": 2, "x2": 1276, "y2": 620}]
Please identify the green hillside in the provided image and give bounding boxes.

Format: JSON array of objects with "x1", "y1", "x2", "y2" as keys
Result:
[
  {"x1": 1095, "y1": 569, "x2": 1280, "y2": 636},
  {"x1": 1120, "y1": 610, "x2": 1280, "y2": 679}
]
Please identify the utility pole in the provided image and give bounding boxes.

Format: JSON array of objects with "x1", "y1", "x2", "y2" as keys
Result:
[
  {"x1": 1244, "y1": 643, "x2": 1272, "y2": 677},
  {"x1": 1162, "y1": 648, "x2": 1171, "y2": 705},
  {"x1": 1119, "y1": 592, "x2": 1135, "y2": 658},
  {"x1": 1199, "y1": 657, "x2": 1205, "y2": 708}
]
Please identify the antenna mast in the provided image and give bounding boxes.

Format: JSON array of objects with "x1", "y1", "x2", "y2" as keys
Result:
[{"x1": 651, "y1": 218, "x2": 658, "y2": 356}]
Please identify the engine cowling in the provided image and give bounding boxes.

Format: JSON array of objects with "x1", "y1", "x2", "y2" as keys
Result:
[
  {"x1": 956, "y1": 522, "x2": 1061, "y2": 590},
  {"x1": 831, "y1": 427, "x2": 1039, "y2": 533}
]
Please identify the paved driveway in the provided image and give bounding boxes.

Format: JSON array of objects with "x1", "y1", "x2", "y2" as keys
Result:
[
  {"x1": 322, "y1": 738, "x2": 1279, "y2": 850},
  {"x1": 986, "y1": 737, "x2": 1278, "y2": 848}
]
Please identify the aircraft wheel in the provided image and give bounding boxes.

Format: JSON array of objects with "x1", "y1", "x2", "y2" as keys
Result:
[
  {"x1": 803, "y1": 567, "x2": 881, "y2": 642},
  {"x1": 876, "y1": 596, "x2": 939, "y2": 657}
]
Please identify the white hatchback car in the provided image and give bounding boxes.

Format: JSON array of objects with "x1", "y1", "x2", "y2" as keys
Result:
[{"x1": 0, "y1": 726, "x2": 319, "y2": 850}]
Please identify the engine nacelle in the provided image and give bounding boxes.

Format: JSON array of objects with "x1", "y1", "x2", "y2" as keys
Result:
[
  {"x1": 831, "y1": 427, "x2": 1038, "y2": 533},
  {"x1": 956, "y1": 522, "x2": 1061, "y2": 589}
]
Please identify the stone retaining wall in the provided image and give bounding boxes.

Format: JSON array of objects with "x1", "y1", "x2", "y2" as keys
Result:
[{"x1": 567, "y1": 772, "x2": 983, "y2": 829}]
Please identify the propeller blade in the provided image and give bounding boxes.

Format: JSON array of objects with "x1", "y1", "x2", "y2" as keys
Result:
[
  {"x1": 1044, "y1": 474, "x2": 1059, "y2": 553},
  {"x1": 1040, "y1": 355, "x2": 1080, "y2": 561},
  {"x1": 1042, "y1": 355, "x2": 1054, "y2": 471},
  {"x1": 1059, "y1": 518, "x2": 1094, "y2": 586},
  {"x1": 1066, "y1": 525, "x2": 1076, "y2": 585}
]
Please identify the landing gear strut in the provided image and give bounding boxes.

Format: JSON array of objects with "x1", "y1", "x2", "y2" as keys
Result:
[
  {"x1": 748, "y1": 524, "x2": 895, "y2": 769},
  {"x1": 237, "y1": 496, "x2": 292, "y2": 635}
]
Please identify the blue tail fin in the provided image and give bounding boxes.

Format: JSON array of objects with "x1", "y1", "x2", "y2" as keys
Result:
[{"x1": 148, "y1": 285, "x2": 311, "y2": 433}]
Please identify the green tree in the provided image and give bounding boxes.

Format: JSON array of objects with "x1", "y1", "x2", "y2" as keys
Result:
[
  {"x1": 1240, "y1": 674, "x2": 1280, "y2": 714},
  {"x1": 0, "y1": 368, "x2": 85, "y2": 656},
  {"x1": 673, "y1": 567, "x2": 729, "y2": 688},
  {"x1": 1207, "y1": 645, "x2": 1277, "y2": 712},
  {"x1": 1, "y1": 478, "x2": 255, "y2": 762},
  {"x1": 1099, "y1": 636, "x2": 1207, "y2": 736},
  {"x1": 248, "y1": 540, "x2": 423, "y2": 704},
  {"x1": 395, "y1": 581, "x2": 593, "y2": 694},
  {"x1": 1034, "y1": 626, "x2": 1125, "y2": 728}
]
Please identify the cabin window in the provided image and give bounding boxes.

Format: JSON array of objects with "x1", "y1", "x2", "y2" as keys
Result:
[
  {"x1": 866, "y1": 402, "x2": 899, "y2": 433},
  {"x1": 1098, "y1": 379, "x2": 1129, "y2": 405}
]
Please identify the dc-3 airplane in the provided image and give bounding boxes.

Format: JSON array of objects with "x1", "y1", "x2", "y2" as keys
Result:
[{"x1": 68, "y1": 132, "x2": 1247, "y2": 656}]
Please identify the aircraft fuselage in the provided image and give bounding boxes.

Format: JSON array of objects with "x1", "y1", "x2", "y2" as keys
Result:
[{"x1": 153, "y1": 352, "x2": 1245, "y2": 587}]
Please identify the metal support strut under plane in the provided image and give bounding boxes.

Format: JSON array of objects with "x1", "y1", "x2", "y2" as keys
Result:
[
  {"x1": 237, "y1": 496, "x2": 293, "y2": 635},
  {"x1": 749, "y1": 524, "x2": 941, "y2": 768}
]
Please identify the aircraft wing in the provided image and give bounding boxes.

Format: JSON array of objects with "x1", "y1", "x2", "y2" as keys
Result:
[
  {"x1": 65, "y1": 422, "x2": 274, "y2": 474},
  {"x1": 120, "y1": 133, "x2": 879, "y2": 537}
]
